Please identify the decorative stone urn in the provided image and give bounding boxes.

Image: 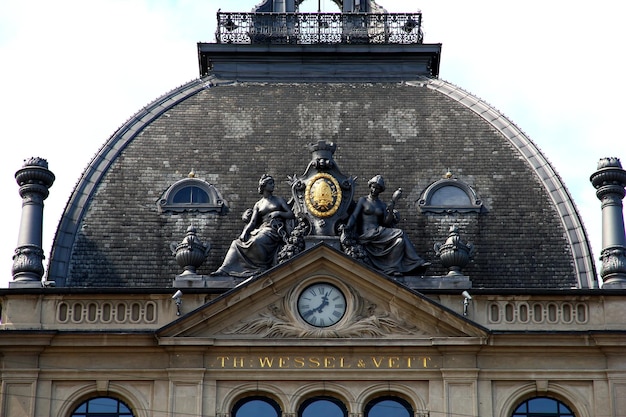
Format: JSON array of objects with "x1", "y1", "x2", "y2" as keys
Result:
[
  {"x1": 171, "y1": 226, "x2": 211, "y2": 276},
  {"x1": 434, "y1": 225, "x2": 474, "y2": 276}
]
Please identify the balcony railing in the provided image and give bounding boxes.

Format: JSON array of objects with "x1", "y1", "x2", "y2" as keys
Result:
[{"x1": 216, "y1": 12, "x2": 423, "y2": 45}]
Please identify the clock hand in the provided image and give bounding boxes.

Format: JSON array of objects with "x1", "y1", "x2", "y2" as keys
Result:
[
  {"x1": 303, "y1": 294, "x2": 330, "y2": 317},
  {"x1": 316, "y1": 294, "x2": 329, "y2": 313}
]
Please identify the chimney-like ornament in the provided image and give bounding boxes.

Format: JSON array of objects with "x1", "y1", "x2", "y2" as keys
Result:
[
  {"x1": 11, "y1": 157, "x2": 55, "y2": 287},
  {"x1": 590, "y1": 157, "x2": 626, "y2": 288}
]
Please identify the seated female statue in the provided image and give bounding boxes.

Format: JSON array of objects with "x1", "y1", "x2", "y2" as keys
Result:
[
  {"x1": 213, "y1": 174, "x2": 294, "y2": 277},
  {"x1": 344, "y1": 175, "x2": 428, "y2": 276}
]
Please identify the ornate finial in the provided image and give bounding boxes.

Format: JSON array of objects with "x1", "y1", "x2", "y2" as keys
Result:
[
  {"x1": 22, "y1": 156, "x2": 49, "y2": 168},
  {"x1": 444, "y1": 169, "x2": 453, "y2": 179},
  {"x1": 170, "y1": 226, "x2": 211, "y2": 276},
  {"x1": 188, "y1": 169, "x2": 196, "y2": 178},
  {"x1": 434, "y1": 225, "x2": 474, "y2": 276},
  {"x1": 597, "y1": 157, "x2": 622, "y2": 170}
]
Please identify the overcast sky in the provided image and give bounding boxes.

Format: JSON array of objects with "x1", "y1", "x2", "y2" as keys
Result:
[{"x1": 1, "y1": 0, "x2": 625, "y2": 288}]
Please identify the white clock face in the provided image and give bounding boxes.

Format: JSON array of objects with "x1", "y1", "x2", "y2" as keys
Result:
[{"x1": 297, "y1": 283, "x2": 347, "y2": 327}]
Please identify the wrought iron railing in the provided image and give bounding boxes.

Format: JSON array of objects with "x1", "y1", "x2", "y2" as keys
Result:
[{"x1": 216, "y1": 12, "x2": 423, "y2": 45}]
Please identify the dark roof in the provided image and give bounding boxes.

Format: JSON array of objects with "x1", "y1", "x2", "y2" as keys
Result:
[{"x1": 47, "y1": 77, "x2": 595, "y2": 289}]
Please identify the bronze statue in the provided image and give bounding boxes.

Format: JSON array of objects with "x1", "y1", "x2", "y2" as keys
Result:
[
  {"x1": 213, "y1": 174, "x2": 294, "y2": 277},
  {"x1": 343, "y1": 175, "x2": 428, "y2": 276}
]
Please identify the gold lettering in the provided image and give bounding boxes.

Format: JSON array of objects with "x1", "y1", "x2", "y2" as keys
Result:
[
  {"x1": 388, "y1": 356, "x2": 400, "y2": 368},
  {"x1": 279, "y1": 357, "x2": 289, "y2": 368},
  {"x1": 259, "y1": 357, "x2": 274, "y2": 368},
  {"x1": 371, "y1": 357, "x2": 384, "y2": 368},
  {"x1": 339, "y1": 357, "x2": 351, "y2": 368},
  {"x1": 212, "y1": 355, "x2": 436, "y2": 369},
  {"x1": 294, "y1": 357, "x2": 306, "y2": 368}
]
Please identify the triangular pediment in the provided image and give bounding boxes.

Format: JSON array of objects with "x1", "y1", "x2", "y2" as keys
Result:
[{"x1": 157, "y1": 244, "x2": 488, "y2": 345}]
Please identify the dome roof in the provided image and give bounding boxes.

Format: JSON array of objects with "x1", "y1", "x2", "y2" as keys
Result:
[{"x1": 47, "y1": 75, "x2": 596, "y2": 289}]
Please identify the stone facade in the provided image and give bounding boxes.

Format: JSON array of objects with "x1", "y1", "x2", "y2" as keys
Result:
[{"x1": 1, "y1": 248, "x2": 625, "y2": 416}]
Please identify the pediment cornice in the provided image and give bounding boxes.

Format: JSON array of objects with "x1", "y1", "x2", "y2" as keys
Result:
[{"x1": 157, "y1": 244, "x2": 489, "y2": 344}]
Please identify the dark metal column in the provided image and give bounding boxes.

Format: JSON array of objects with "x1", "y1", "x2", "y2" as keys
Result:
[
  {"x1": 590, "y1": 157, "x2": 626, "y2": 288},
  {"x1": 10, "y1": 157, "x2": 55, "y2": 287}
]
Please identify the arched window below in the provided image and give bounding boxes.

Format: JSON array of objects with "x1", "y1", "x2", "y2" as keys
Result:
[
  {"x1": 158, "y1": 177, "x2": 228, "y2": 214},
  {"x1": 232, "y1": 396, "x2": 281, "y2": 417},
  {"x1": 512, "y1": 396, "x2": 575, "y2": 417},
  {"x1": 70, "y1": 396, "x2": 134, "y2": 417},
  {"x1": 299, "y1": 396, "x2": 347, "y2": 417},
  {"x1": 365, "y1": 396, "x2": 414, "y2": 417}
]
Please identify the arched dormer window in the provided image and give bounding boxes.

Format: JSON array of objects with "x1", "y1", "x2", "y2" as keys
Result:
[
  {"x1": 158, "y1": 176, "x2": 228, "y2": 215},
  {"x1": 419, "y1": 173, "x2": 484, "y2": 214}
]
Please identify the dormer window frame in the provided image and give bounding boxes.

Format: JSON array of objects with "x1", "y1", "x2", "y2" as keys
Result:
[
  {"x1": 158, "y1": 178, "x2": 228, "y2": 215},
  {"x1": 418, "y1": 177, "x2": 484, "y2": 214}
]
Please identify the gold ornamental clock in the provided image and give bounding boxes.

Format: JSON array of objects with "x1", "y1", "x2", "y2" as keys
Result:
[{"x1": 297, "y1": 282, "x2": 347, "y2": 327}]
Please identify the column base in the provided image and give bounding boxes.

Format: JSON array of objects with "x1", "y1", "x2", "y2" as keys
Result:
[
  {"x1": 9, "y1": 280, "x2": 43, "y2": 289},
  {"x1": 601, "y1": 274, "x2": 626, "y2": 289}
]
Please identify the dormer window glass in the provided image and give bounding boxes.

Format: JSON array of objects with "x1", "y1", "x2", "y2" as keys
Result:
[
  {"x1": 158, "y1": 177, "x2": 228, "y2": 214},
  {"x1": 430, "y1": 184, "x2": 472, "y2": 206},
  {"x1": 419, "y1": 175, "x2": 484, "y2": 214},
  {"x1": 172, "y1": 185, "x2": 210, "y2": 204}
]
